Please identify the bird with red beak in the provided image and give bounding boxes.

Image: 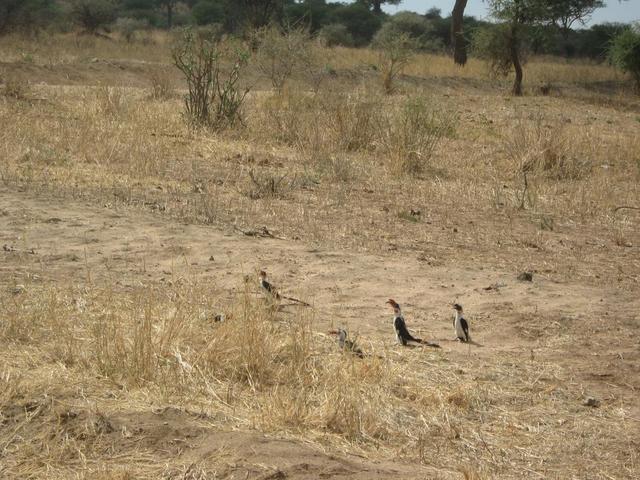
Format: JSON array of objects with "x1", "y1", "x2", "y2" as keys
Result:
[{"x1": 386, "y1": 299, "x2": 440, "y2": 348}]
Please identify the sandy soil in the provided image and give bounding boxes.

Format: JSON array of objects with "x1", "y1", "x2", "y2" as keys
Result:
[{"x1": 1, "y1": 183, "x2": 639, "y2": 478}]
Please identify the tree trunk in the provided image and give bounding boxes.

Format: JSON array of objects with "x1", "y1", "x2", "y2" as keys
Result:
[
  {"x1": 509, "y1": 25, "x2": 523, "y2": 96},
  {"x1": 373, "y1": 1, "x2": 382, "y2": 15},
  {"x1": 451, "y1": 0, "x2": 468, "y2": 66}
]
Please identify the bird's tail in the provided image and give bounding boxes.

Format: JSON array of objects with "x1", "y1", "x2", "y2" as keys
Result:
[{"x1": 280, "y1": 295, "x2": 311, "y2": 307}]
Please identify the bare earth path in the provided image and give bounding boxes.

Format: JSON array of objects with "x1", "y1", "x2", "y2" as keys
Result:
[{"x1": 1, "y1": 185, "x2": 639, "y2": 478}]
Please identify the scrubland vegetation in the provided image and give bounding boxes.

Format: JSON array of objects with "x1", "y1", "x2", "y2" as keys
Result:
[{"x1": 1, "y1": 4, "x2": 640, "y2": 479}]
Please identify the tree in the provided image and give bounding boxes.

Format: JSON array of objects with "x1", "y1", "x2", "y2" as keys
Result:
[
  {"x1": 451, "y1": 0, "x2": 468, "y2": 65},
  {"x1": 71, "y1": 0, "x2": 119, "y2": 34},
  {"x1": 330, "y1": 2, "x2": 382, "y2": 46},
  {"x1": 375, "y1": 12, "x2": 443, "y2": 52},
  {"x1": 238, "y1": 0, "x2": 285, "y2": 29},
  {"x1": 358, "y1": 0, "x2": 401, "y2": 15},
  {"x1": 192, "y1": 0, "x2": 225, "y2": 25},
  {"x1": 544, "y1": 0, "x2": 604, "y2": 56},
  {"x1": 545, "y1": 0, "x2": 604, "y2": 38},
  {"x1": 609, "y1": 27, "x2": 640, "y2": 91},
  {"x1": 0, "y1": 0, "x2": 58, "y2": 34},
  {"x1": 156, "y1": 0, "x2": 178, "y2": 28}
]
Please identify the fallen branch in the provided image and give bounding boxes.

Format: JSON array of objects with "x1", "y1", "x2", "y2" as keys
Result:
[
  {"x1": 233, "y1": 225, "x2": 285, "y2": 240},
  {"x1": 614, "y1": 206, "x2": 640, "y2": 212}
]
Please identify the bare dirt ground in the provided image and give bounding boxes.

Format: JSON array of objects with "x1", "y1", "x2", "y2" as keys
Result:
[{"x1": 1, "y1": 183, "x2": 639, "y2": 479}]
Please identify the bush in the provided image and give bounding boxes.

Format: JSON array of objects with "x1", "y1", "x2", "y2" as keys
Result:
[
  {"x1": 472, "y1": 23, "x2": 519, "y2": 78},
  {"x1": 254, "y1": 25, "x2": 312, "y2": 93},
  {"x1": 0, "y1": 0, "x2": 59, "y2": 34},
  {"x1": 329, "y1": 3, "x2": 382, "y2": 46},
  {"x1": 319, "y1": 23, "x2": 354, "y2": 47},
  {"x1": 376, "y1": 97, "x2": 454, "y2": 176},
  {"x1": 71, "y1": 0, "x2": 119, "y2": 34},
  {"x1": 192, "y1": 0, "x2": 225, "y2": 26},
  {"x1": 113, "y1": 17, "x2": 148, "y2": 42},
  {"x1": 376, "y1": 11, "x2": 443, "y2": 52},
  {"x1": 172, "y1": 29, "x2": 250, "y2": 130},
  {"x1": 373, "y1": 30, "x2": 418, "y2": 94},
  {"x1": 609, "y1": 27, "x2": 640, "y2": 91}
]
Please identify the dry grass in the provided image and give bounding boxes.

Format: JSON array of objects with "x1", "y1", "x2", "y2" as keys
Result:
[
  {"x1": 1, "y1": 30, "x2": 639, "y2": 479},
  {"x1": 1, "y1": 282, "x2": 637, "y2": 479}
]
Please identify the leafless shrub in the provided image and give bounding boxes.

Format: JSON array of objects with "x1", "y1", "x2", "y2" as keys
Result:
[
  {"x1": 148, "y1": 70, "x2": 175, "y2": 100},
  {"x1": 172, "y1": 29, "x2": 250, "y2": 130},
  {"x1": 253, "y1": 25, "x2": 312, "y2": 93},
  {"x1": 245, "y1": 169, "x2": 297, "y2": 199},
  {"x1": 373, "y1": 31, "x2": 418, "y2": 94}
]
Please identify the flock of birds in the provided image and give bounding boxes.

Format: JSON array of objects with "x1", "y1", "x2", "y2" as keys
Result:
[{"x1": 258, "y1": 270, "x2": 472, "y2": 358}]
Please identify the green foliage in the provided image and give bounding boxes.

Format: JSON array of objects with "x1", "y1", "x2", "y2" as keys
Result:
[
  {"x1": 114, "y1": 17, "x2": 148, "y2": 42},
  {"x1": 172, "y1": 29, "x2": 250, "y2": 129},
  {"x1": 71, "y1": 0, "x2": 119, "y2": 33},
  {"x1": 319, "y1": 23, "x2": 354, "y2": 47},
  {"x1": 330, "y1": 3, "x2": 382, "y2": 46},
  {"x1": 473, "y1": 23, "x2": 520, "y2": 77},
  {"x1": 375, "y1": 11, "x2": 444, "y2": 53},
  {"x1": 192, "y1": 0, "x2": 225, "y2": 26},
  {"x1": 284, "y1": 0, "x2": 334, "y2": 33},
  {"x1": 0, "y1": 0, "x2": 59, "y2": 34},
  {"x1": 609, "y1": 28, "x2": 640, "y2": 90}
]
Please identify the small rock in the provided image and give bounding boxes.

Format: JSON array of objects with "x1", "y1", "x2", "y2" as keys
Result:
[
  {"x1": 517, "y1": 272, "x2": 533, "y2": 282},
  {"x1": 583, "y1": 397, "x2": 600, "y2": 408},
  {"x1": 213, "y1": 314, "x2": 225, "y2": 323},
  {"x1": 12, "y1": 284, "x2": 25, "y2": 295}
]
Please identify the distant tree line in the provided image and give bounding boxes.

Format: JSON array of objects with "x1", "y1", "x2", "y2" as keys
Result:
[{"x1": 0, "y1": 0, "x2": 633, "y2": 62}]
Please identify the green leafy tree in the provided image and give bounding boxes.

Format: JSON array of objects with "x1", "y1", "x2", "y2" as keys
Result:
[
  {"x1": 330, "y1": 2, "x2": 382, "y2": 46},
  {"x1": 543, "y1": 0, "x2": 604, "y2": 56},
  {"x1": 71, "y1": 0, "x2": 119, "y2": 34},
  {"x1": 156, "y1": 0, "x2": 178, "y2": 28},
  {"x1": 609, "y1": 26, "x2": 640, "y2": 91},
  {"x1": 375, "y1": 12, "x2": 443, "y2": 52},
  {"x1": 357, "y1": 0, "x2": 401, "y2": 15},
  {"x1": 192, "y1": 0, "x2": 225, "y2": 25},
  {"x1": 0, "y1": 0, "x2": 59, "y2": 34}
]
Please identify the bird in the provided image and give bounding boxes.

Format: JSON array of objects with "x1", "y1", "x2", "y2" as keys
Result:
[
  {"x1": 386, "y1": 299, "x2": 440, "y2": 348},
  {"x1": 453, "y1": 303, "x2": 471, "y2": 342},
  {"x1": 258, "y1": 270, "x2": 310, "y2": 306},
  {"x1": 258, "y1": 270, "x2": 280, "y2": 300},
  {"x1": 328, "y1": 328, "x2": 364, "y2": 358}
]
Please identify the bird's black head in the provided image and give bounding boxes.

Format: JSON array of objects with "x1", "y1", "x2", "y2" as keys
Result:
[{"x1": 453, "y1": 303, "x2": 463, "y2": 312}]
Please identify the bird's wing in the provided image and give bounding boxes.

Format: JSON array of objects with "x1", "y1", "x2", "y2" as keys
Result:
[
  {"x1": 461, "y1": 317, "x2": 470, "y2": 338},
  {"x1": 394, "y1": 316, "x2": 414, "y2": 342}
]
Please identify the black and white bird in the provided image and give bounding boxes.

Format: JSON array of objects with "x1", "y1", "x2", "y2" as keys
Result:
[
  {"x1": 258, "y1": 270, "x2": 310, "y2": 306},
  {"x1": 386, "y1": 299, "x2": 440, "y2": 348},
  {"x1": 259, "y1": 270, "x2": 280, "y2": 300},
  {"x1": 328, "y1": 328, "x2": 364, "y2": 358},
  {"x1": 453, "y1": 303, "x2": 471, "y2": 342}
]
